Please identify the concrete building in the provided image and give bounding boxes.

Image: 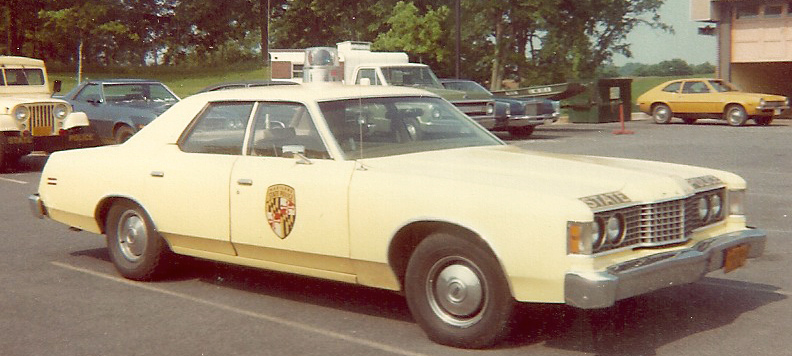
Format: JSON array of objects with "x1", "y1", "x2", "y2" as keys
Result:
[{"x1": 692, "y1": 0, "x2": 792, "y2": 98}]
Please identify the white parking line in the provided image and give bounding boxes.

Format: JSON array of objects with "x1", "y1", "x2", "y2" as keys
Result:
[
  {"x1": 0, "y1": 176, "x2": 28, "y2": 184},
  {"x1": 51, "y1": 261, "x2": 429, "y2": 356}
]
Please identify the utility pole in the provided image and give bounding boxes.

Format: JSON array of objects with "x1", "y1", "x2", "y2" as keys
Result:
[{"x1": 455, "y1": 0, "x2": 461, "y2": 79}]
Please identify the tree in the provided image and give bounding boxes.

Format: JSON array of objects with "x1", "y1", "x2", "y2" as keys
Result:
[
  {"x1": 39, "y1": 1, "x2": 138, "y2": 81},
  {"x1": 373, "y1": 2, "x2": 451, "y2": 65}
]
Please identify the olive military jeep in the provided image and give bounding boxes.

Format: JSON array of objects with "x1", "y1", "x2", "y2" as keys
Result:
[{"x1": 0, "y1": 56, "x2": 97, "y2": 169}]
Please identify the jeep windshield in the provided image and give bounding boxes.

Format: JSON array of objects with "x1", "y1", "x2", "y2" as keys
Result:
[
  {"x1": 381, "y1": 67, "x2": 443, "y2": 89},
  {"x1": 2, "y1": 68, "x2": 45, "y2": 86},
  {"x1": 319, "y1": 96, "x2": 501, "y2": 159}
]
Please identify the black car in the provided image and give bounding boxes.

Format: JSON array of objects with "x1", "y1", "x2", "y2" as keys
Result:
[
  {"x1": 440, "y1": 79, "x2": 558, "y2": 137},
  {"x1": 60, "y1": 79, "x2": 180, "y2": 144}
]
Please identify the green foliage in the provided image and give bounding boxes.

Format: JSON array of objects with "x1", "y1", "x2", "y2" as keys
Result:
[
  {"x1": 622, "y1": 59, "x2": 716, "y2": 77},
  {"x1": 6, "y1": 0, "x2": 670, "y2": 89},
  {"x1": 373, "y1": 2, "x2": 451, "y2": 63}
]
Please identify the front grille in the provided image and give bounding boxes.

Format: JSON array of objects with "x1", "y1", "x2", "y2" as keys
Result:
[
  {"x1": 27, "y1": 104, "x2": 56, "y2": 136},
  {"x1": 762, "y1": 101, "x2": 786, "y2": 109},
  {"x1": 593, "y1": 188, "x2": 726, "y2": 253},
  {"x1": 452, "y1": 100, "x2": 493, "y2": 118}
]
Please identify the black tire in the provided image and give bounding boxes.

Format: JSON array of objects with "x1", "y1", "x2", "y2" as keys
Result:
[
  {"x1": 724, "y1": 105, "x2": 748, "y2": 126},
  {"x1": 507, "y1": 125, "x2": 534, "y2": 138},
  {"x1": 106, "y1": 200, "x2": 172, "y2": 281},
  {"x1": 114, "y1": 125, "x2": 136, "y2": 144},
  {"x1": 754, "y1": 117, "x2": 773, "y2": 126},
  {"x1": 405, "y1": 232, "x2": 515, "y2": 349},
  {"x1": 651, "y1": 104, "x2": 673, "y2": 124}
]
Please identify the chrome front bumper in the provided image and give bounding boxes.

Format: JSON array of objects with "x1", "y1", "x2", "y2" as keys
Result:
[
  {"x1": 508, "y1": 113, "x2": 559, "y2": 127},
  {"x1": 564, "y1": 228, "x2": 766, "y2": 309}
]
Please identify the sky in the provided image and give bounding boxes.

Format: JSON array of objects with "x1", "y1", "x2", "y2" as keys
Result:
[{"x1": 612, "y1": 1, "x2": 717, "y2": 66}]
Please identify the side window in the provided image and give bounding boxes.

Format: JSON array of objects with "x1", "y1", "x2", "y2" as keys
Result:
[
  {"x1": 248, "y1": 102, "x2": 329, "y2": 159},
  {"x1": 682, "y1": 81, "x2": 710, "y2": 94},
  {"x1": 356, "y1": 68, "x2": 379, "y2": 85},
  {"x1": 180, "y1": 102, "x2": 253, "y2": 155},
  {"x1": 74, "y1": 83, "x2": 103, "y2": 102},
  {"x1": 662, "y1": 82, "x2": 681, "y2": 93}
]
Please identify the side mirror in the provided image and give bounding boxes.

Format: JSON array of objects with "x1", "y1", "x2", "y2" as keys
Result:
[
  {"x1": 53, "y1": 80, "x2": 62, "y2": 93},
  {"x1": 282, "y1": 145, "x2": 312, "y2": 165}
]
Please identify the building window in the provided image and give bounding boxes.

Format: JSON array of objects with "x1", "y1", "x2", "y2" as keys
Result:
[
  {"x1": 765, "y1": 5, "x2": 783, "y2": 17},
  {"x1": 736, "y1": 5, "x2": 759, "y2": 19}
]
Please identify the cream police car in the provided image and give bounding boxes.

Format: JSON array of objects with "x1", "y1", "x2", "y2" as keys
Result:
[{"x1": 29, "y1": 84, "x2": 765, "y2": 348}]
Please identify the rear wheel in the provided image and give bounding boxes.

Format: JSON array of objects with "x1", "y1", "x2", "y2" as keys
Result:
[
  {"x1": 114, "y1": 125, "x2": 136, "y2": 144},
  {"x1": 508, "y1": 125, "x2": 534, "y2": 138},
  {"x1": 106, "y1": 200, "x2": 172, "y2": 280},
  {"x1": 651, "y1": 104, "x2": 673, "y2": 124},
  {"x1": 724, "y1": 105, "x2": 748, "y2": 126},
  {"x1": 405, "y1": 232, "x2": 514, "y2": 349}
]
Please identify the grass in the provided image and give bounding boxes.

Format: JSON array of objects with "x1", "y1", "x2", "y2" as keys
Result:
[
  {"x1": 49, "y1": 62, "x2": 272, "y2": 98},
  {"x1": 49, "y1": 63, "x2": 712, "y2": 110}
]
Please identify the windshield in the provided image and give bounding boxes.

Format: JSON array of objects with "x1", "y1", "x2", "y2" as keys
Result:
[
  {"x1": 102, "y1": 83, "x2": 179, "y2": 103},
  {"x1": 3, "y1": 68, "x2": 45, "y2": 86},
  {"x1": 319, "y1": 96, "x2": 501, "y2": 159},
  {"x1": 442, "y1": 81, "x2": 492, "y2": 96},
  {"x1": 381, "y1": 67, "x2": 442, "y2": 88},
  {"x1": 709, "y1": 80, "x2": 738, "y2": 93}
]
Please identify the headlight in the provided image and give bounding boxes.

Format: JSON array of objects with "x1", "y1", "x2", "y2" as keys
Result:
[
  {"x1": 709, "y1": 193, "x2": 723, "y2": 220},
  {"x1": 760, "y1": 99, "x2": 766, "y2": 107},
  {"x1": 53, "y1": 103, "x2": 69, "y2": 120},
  {"x1": 697, "y1": 196, "x2": 710, "y2": 221},
  {"x1": 486, "y1": 103, "x2": 494, "y2": 115},
  {"x1": 605, "y1": 214, "x2": 625, "y2": 245},
  {"x1": 592, "y1": 218, "x2": 605, "y2": 249},
  {"x1": 729, "y1": 189, "x2": 745, "y2": 216},
  {"x1": 13, "y1": 106, "x2": 29, "y2": 121}
]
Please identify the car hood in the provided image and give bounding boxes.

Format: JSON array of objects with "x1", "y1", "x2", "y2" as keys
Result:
[{"x1": 359, "y1": 145, "x2": 741, "y2": 205}]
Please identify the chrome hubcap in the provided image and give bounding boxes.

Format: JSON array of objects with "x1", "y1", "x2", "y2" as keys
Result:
[
  {"x1": 654, "y1": 107, "x2": 670, "y2": 122},
  {"x1": 728, "y1": 109, "x2": 745, "y2": 125},
  {"x1": 117, "y1": 211, "x2": 147, "y2": 262},
  {"x1": 426, "y1": 257, "x2": 486, "y2": 327}
]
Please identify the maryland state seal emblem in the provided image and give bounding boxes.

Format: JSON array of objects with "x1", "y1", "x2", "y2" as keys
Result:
[{"x1": 265, "y1": 184, "x2": 296, "y2": 239}]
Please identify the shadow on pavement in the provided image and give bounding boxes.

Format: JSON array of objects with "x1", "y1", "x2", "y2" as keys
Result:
[{"x1": 70, "y1": 245, "x2": 785, "y2": 353}]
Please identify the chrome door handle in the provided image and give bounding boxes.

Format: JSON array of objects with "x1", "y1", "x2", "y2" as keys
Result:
[
  {"x1": 150, "y1": 171, "x2": 164, "y2": 177},
  {"x1": 237, "y1": 179, "x2": 253, "y2": 186}
]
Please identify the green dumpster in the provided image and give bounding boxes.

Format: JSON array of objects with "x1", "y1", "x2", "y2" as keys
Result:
[{"x1": 567, "y1": 78, "x2": 632, "y2": 123}]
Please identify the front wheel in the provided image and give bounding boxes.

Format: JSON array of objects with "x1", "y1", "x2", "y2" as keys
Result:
[
  {"x1": 724, "y1": 105, "x2": 748, "y2": 126},
  {"x1": 652, "y1": 104, "x2": 673, "y2": 124},
  {"x1": 106, "y1": 200, "x2": 172, "y2": 280},
  {"x1": 754, "y1": 117, "x2": 773, "y2": 126},
  {"x1": 405, "y1": 232, "x2": 515, "y2": 349}
]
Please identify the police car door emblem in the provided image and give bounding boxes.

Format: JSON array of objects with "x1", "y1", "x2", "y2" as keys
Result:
[{"x1": 265, "y1": 184, "x2": 296, "y2": 239}]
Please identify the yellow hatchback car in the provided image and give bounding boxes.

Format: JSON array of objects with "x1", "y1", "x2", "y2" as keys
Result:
[{"x1": 636, "y1": 78, "x2": 789, "y2": 126}]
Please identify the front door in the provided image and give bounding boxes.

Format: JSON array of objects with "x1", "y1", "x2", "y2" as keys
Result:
[{"x1": 229, "y1": 102, "x2": 356, "y2": 277}]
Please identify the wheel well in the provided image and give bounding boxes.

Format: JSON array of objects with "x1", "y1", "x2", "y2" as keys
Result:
[
  {"x1": 724, "y1": 103, "x2": 744, "y2": 112},
  {"x1": 94, "y1": 196, "x2": 135, "y2": 234},
  {"x1": 113, "y1": 123, "x2": 133, "y2": 136},
  {"x1": 388, "y1": 221, "x2": 495, "y2": 290}
]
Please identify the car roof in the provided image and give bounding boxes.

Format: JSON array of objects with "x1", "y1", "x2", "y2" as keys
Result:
[
  {"x1": 197, "y1": 80, "x2": 298, "y2": 93},
  {"x1": 191, "y1": 83, "x2": 440, "y2": 102},
  {"x1": 85, "y1": 79, "x2": 164, "y2": 84}
]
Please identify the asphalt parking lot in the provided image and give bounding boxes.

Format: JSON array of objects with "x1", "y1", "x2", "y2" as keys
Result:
[{"x1": 1, "y1": 117, "x2": 790, "y2": 356}]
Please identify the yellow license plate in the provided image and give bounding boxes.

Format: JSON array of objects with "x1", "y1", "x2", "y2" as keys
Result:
[
  {"x1": 723, "y1": 244, "x2": 750, "y2": 273},
  {"x1": 7, "y1": 136, "x2": 33, "y2": 144}
]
